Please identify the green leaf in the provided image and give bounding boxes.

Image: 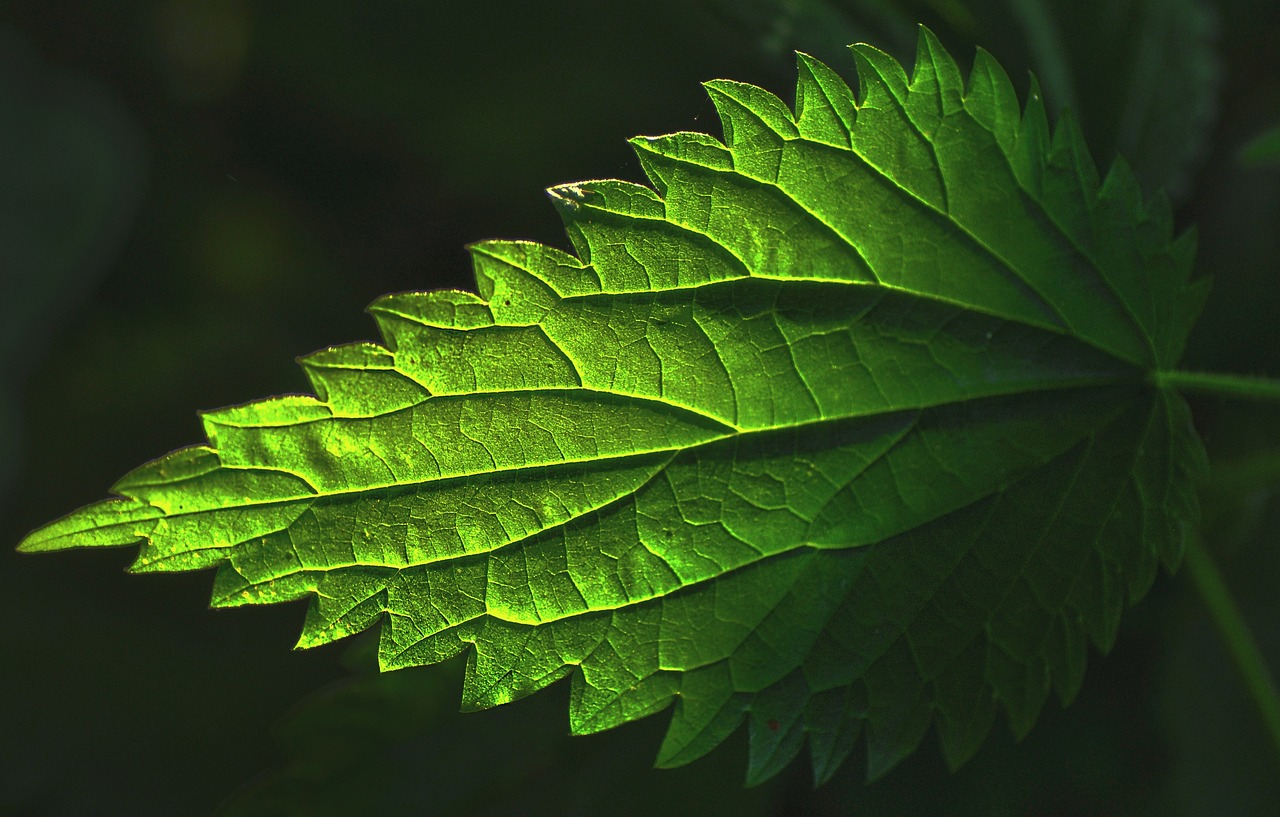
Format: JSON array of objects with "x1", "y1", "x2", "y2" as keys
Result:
[{"x1": 19, "y1": 27, "x2": 1207, "y2": 785}]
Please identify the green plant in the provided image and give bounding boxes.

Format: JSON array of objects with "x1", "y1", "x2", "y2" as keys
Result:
[{"x1": 12, "y1": 10, "x2": 1280, "y2": 814}]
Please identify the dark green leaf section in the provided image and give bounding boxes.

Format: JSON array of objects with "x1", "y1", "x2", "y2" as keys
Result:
[
  {"x1": 706, "y1": 0, "x2": 1221, "y2": 199},
  {"x1": 19, "y1": 29, "x2": 1206, "y2": 784}
]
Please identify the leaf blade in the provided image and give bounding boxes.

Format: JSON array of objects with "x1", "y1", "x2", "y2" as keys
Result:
[{"x1": 19, "y1": 28, "x2": 1206, "y2": 785}]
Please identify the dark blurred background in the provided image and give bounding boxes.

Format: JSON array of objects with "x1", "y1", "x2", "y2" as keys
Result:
[{"x1": 1, "y1": 2, "x2": 1277, "y2": 814}]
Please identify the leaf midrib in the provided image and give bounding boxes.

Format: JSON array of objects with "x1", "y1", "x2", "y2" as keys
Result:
[{"x1": 136, "y1": 372, "x2": 1136, "y2": 526}]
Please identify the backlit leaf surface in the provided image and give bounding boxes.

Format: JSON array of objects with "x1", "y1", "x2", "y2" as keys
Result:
[{"x1": 19, "y1": 28, "x2": 1207, "y2": 784}]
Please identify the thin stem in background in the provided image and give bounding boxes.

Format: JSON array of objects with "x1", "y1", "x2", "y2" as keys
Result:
[{"x1": 1182, "y1": 535, "x2": 1280, "y2": 767}]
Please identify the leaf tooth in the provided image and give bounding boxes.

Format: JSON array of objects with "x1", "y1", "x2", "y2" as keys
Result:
[
  {"x1": 379, "y1": 615, "x2": 478, "y2": 672},
  {"x1": 862, "y1": 639, "x2": 933, "y2": 781},
  {"x1": 846, "y1": 41, "x2": 951, "y2": 215},
  {"x1": 200, "y1": 395, "x2": 332, "y2": 436},
  {"x1": 703, "y1": 80, "x2": 795, "y2": 183},
  {"x1": 1074, "y1": 537, "x2": 1126, "y2": 653},
  {"x1": 551, "y1": 179, "x2": 665, "y2": 219},
  {"x1": 909, "y1": 25, "x2": 965, "y2": 126},
  {"x1": 986, "y1": 642, "x2": 1053, "y2": 741},
  {"x1": 793, "y1": 52, "x2": 856, "y2": 148},
  {"x1": 702, "y1": 79, "x2": 799, "y2": 143},
  {"x1": 467, "y1": 240, "x2": 562, "y2": 323},
  {"x1": 630, "y1": 131, "x2": 732, "y2": 196},
  {"x1": 548, "y1": 178, "x2": 664, "y2": 269},
  {"x1": 110, "y1": 444, "x2": 222, "y2": 496},
  {"x1": 744, "y1": 672, "x2": 811, "y2": 785},
  {"x1": 129, "y1": 540, "x2": 230, "y2": 574},
  {"x1": 461, "y1": 618, "x2": 597, "y2": 711},
  {"x1": 368, "y1": 290, "x2": 494, "y2": 334},
  {"x1": 1093, "y1": 156, "x2": 1159, "y2": 356},
  {"x1": 297, "y1": 572, "x2": 395, "y2": 649},
  {"x1": 299, "y1": 342, "x2": 394, "y2": 399},
  {"x1": 1012, "y1": 73, "x2": 1051, "y2": 194},
  {"x1": 1048, "y1": 106, "x2": 1102, "y2": 205},
  {"x1": 298, "y1": 342, "x2": 428, "y2": 417},
  {"x1": 1095, "y1": 157, "x2": 1146, "y2": 291},
  {"x1": 210, "y1": 559, "x2": 315, "y2": 609},
  {"x1": 369, "y1": 291, "x2": 582, "y2": 395},
  {"x1": 567, "y1": 667, "x2": 678, "y2": 734},
  {"x1": 631, "y1": 134, "x2": 876, "y2": 286},
  {"x1": 964, "y1": 47, "x2": 1020, "y2": 154},
  {"x1": 653, "y1": 663, "x2": 747, "y2": 768},
  {"x1": 1117, "y1": 162, "x2": 1204, "y2": 364},
  {"x1": 848, "y1": 41, "x2": 910, "y2": 109},
  {"x1": 930, "y1": 640, "x2": 998, "y2": 771},
  {"x1": 1098, "y1": 154, "x2": 1144, "y2": 226},
  {"x1": 376, "y1": 563, "x2": 489, "y2": 669},
  {"x1": 1042, "y1": 612, "x2": 1089, "y2": 707},
  {"x1": 549, "y1": 176, "x2": 747, "y2": 292},
  {"x1": 804, "y1": 687, "x2": 864, "y2": 786},
  {"x1": 467, "y1": 239, "x2": 595, "y2": 298},
  {"x1": 1170, "y1": 227, "x2": 1201, "y2": 286},
  {"x1": 125, "y1": 493, "x2": 305, "y2": 572}
]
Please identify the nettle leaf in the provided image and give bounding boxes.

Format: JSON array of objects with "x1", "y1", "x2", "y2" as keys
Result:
[{"x1": 20, "y1": 28, "x2": 1208, "y2": 785}]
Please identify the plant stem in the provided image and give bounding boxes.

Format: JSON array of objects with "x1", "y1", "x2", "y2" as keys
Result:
[
  {"x1": 1160, "y1": 370, "x2": 1280, "y2": 403},
  {"x1": 1182, "y1": 535, "x2": 1280, "y2": 765}
]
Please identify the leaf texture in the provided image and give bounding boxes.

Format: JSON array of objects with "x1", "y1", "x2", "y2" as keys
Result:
[{"x1": 19, "y1": 28, "x2": 1208, "y2": 784}]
